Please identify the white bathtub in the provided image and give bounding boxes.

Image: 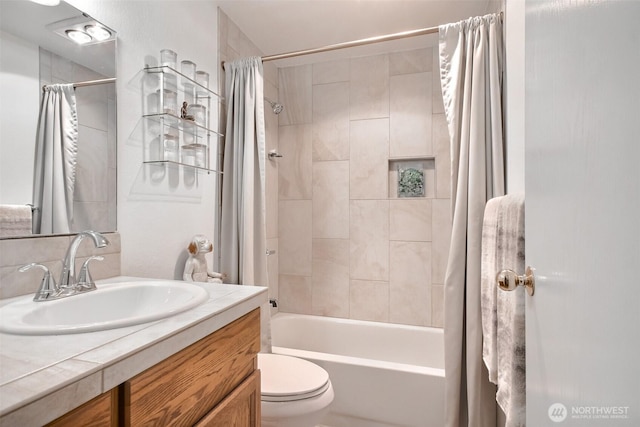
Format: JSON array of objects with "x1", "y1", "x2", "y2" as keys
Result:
[{"x1": 270, "y1": 313, "x2": 445, "y2": 427}]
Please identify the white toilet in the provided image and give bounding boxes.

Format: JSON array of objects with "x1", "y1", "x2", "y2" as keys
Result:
[{"x1": 258, "y1": 353, "x2": 334, "y2": 427}]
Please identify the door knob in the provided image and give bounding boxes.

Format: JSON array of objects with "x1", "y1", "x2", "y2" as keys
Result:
[{"x1": 496, "y1": 266, "x2": 535, "y2": 296}]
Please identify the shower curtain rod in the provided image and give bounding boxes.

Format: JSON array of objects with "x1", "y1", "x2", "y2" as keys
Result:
[
  {"x1": 260, "y1": 12, "x2": 503, "y2": 62},
  {"x1": 261, "y1": 26, "x2": 439, "y2": 62},
  {"x1": 42, "y1": 77, "x2": 116, "y2": 91}
]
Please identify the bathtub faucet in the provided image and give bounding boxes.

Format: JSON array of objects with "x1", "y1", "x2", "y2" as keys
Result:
[{"x1": 269, "y1": 298, "x2": 278, "y2": 308}]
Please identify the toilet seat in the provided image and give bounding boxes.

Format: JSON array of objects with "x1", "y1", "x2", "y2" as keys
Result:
[{"x1": 258, "y1": 353, "x2": 330, "y2": 402}]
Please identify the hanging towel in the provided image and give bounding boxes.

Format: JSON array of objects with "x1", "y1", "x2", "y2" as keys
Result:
[
  {"x1": 481, "y1": 193, "x2": 526, "y2": 427},
  {"x1": 0, "y1": 204, "x2": 32, "y2": 237}
]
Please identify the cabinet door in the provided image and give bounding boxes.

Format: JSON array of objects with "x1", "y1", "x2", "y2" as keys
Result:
[
  {"x1": 46, "y1": 389, "x2": 117, "y2": 427},
  {"x1": 124, "y1": 308, "x2": 261, "y2": 426},
  {"x1": 194, "y1": 370, "x2": 261, "y2": 427}
]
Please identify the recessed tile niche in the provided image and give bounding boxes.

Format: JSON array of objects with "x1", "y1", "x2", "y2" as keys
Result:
[{"x1": 389, "y1": 158, "x2": 436, "y2": 199}]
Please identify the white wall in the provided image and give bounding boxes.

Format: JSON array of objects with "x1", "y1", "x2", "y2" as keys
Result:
[
  {"x1": 503, "y1": 0, "x2": 525, "y2": 194},
  {"x1": 68, "y1": 1, "x2": 221, "y2": 279},
  {"x1": 0, "y1": 31, "x2": 39, "y2": 205}
]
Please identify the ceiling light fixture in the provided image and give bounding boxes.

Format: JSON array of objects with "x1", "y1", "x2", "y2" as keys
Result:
[
  {"x1": 84, "y1": 24, "x2": 111, "y2": 41},
  {"x1": 48, "y1": 15, "x2": 115, "y2": 46},
  {"x1": 65, "y1": 29, "x2": 92, "y2": 45}
]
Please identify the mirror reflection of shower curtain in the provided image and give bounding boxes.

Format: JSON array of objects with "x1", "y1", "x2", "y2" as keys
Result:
[{"x1": 32, "y1": 84, "x2": 78, "y2": 234}]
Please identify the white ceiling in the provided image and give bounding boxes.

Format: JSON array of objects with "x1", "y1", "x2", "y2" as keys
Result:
[{"x1": 217, "y1": 0, "x2": 499, "y2": 66}]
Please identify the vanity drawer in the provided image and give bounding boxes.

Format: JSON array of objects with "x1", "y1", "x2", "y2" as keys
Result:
[
  {"x1": 123, "y1": 308, "x2": 261, "y2": 426},
  {"x1": 194, "y1": 370, "x2": 261, "y2": 427}
]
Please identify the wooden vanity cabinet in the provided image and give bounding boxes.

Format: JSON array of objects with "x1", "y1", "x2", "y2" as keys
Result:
[
  {"x1": 122, "y1": 308, "x2": 261, "y2": 426},
  {"x1": 45, "y1": 309, "x2": 261, "y2": 427}
]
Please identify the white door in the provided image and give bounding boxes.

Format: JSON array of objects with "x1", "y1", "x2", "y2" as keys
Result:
[{"x1": 524, "y1": 1, "x2": 640, "y2": 426}]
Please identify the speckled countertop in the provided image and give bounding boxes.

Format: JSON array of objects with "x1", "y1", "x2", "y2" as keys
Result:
[{"x1": 0, "y1": 276, "x2": 267, "y2": 426}]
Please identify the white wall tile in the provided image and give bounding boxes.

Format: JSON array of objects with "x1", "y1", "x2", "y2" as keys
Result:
[
  {"x1": 279, "y1": 274, "x2": 312, "y2": 314},
  {"x1": 278, "y1": 124, "x2": 312, "y2": 200},
  {"x1": 312, "y1": 239, "x2": 350, "y2": 317},
  {"x1": 350, "y1": 54, "x2": 389, "y2": 120},
  {"x1": 389, "y1": 241, "x2": 432, "y2": 326},
  {"x1": 76, "y1": 85, "x2": 109, "y2": 131},
  {"x1": 350, "y1": 200, "x2": 389, "y2": 281},
  {"x1": 313, "y1": 59, "x2": 350, "y2": 85},
  {"x1": 390, "y1": 72, "x2": 433, "y2": 157},
  {"x1": 433, "y1": 113, "x2": 451, "y2": 199},
  {"x1": 75, "y1": 126, "x2": 109, "y2": 202},
  {"x1": 265, "y1": 80, "x2": 280, "y2": 239},
  {"x1": 350, "y1": 118, "x2": 389, "y2": 199},
  {"x1": 389, "y1": 48, "x2": 433, "y2": 76},
  {"x1": 350, "y1": 279, "x2": 389, "y2": 322},
  {"x1": 266, "y1": 238, "x2": 279, "y2": 302},
  {"x1": 431, "y1": 284, "x2": 444, "y2": 328},
  {"x1": 313, "y1": 161, "x2": 349, "y2": 239},
  {"x1": 279, "y1": 65, "x2": 312, "y2": 125},
  {"x1": 390, "y1": 199, "x2": 432, "y2": 241},
  {"x1": 431, "y1": 199, "x2": 452, "y2": 284},
  {"x1": 312, "y1": 82, "x2": 350, "y2": 161},
  {"x1": 278, "y1": 200, "x2": 312, "y2": 276},
  {"x1": 432, "y1": 47, "x2": 445, "y2": 115}
]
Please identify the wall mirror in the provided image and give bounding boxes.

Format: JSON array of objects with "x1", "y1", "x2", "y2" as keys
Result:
[{"x1": 0, "y1": 0, "x2": 117, "y2": 239}]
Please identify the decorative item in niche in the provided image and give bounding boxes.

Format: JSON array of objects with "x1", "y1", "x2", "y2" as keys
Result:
[{"x1": 397, "y1": 161, "x2": 425, "y2": 198}]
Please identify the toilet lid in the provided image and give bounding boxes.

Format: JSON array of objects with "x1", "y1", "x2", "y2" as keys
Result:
[{"x1": 258, "y1": 353, "x2": 330, "y2": 402}]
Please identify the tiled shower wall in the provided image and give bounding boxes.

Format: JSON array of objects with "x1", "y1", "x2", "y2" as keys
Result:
[{"x1": 277, "y1": 49, "x2": 452, "y2": 328}]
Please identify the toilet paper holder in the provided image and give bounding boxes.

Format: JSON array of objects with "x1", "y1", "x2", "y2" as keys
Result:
[{"x1": 496, "y1": 266, "x2": 535, "y2": 296}]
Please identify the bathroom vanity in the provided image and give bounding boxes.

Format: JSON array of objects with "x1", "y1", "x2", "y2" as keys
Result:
[{"x1": 0, "y1": 277, "x2": 267, "y2": 426}]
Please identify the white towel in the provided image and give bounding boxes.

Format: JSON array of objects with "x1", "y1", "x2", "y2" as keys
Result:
[
  {"x1": 481, "y1": 193, "x2": 526, "y2": 427},
  {"x1": 0, "y1": 205, "x2": 32, "y2": 237}
]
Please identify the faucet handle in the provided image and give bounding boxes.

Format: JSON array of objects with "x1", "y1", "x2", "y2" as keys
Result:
[
  {"x1": 19, "y1": 263, "x2": 59, "y2": 302},
  {"x1": 77, "y1": 256, "x2": 104, "y2": 292}
]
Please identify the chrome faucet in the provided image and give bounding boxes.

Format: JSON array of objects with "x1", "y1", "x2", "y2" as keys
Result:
[
  {"x1": 59, "y1": 230, "x2": 109, "y2": 291},
  {"x1": 19, "y1": 230, "x2": 110, "y2": 301}
]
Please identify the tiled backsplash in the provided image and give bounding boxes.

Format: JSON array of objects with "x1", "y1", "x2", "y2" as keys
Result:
[
  {"x1": 277, "y1": 49, "x2": 452, "y2": 328},
  {"x1": 0, "y1": 233, "x2": 121, "y2": 299}
]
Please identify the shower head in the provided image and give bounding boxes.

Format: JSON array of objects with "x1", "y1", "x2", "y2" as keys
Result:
[{"x1": 265, "y1": 97, "x2": 284, "y2": 115}]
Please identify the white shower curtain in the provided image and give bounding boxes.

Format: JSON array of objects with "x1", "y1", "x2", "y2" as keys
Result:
[
  {"x1": 220, "y1": 57, "x2": 270, "y2": 350},
  {"x1": 439, "y1": 14, "x2": 505, "y2": 427},
  {"x1": 32, "y1": 84, "x2": 78, "y2": 234}
]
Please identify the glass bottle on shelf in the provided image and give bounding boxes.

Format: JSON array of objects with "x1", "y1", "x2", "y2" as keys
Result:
[{"x1": 163, "y1": 130, "x2": 179, "y2": 162}]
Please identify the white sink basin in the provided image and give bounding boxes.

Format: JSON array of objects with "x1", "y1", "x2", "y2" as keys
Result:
[{"x1": 0, "y1": 280, "x2": 209, "y2": 335}]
